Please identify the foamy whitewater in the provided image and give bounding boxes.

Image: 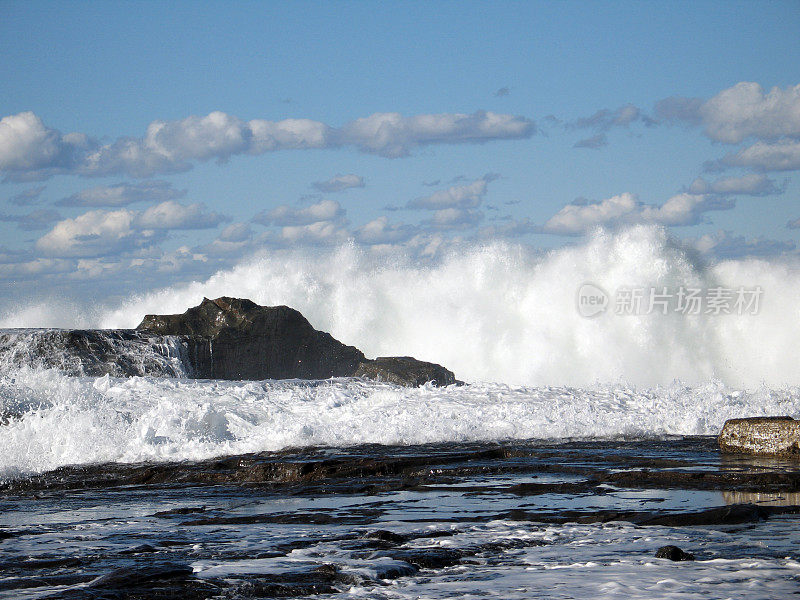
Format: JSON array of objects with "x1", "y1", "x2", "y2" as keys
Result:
[{"x1": 2, "y1": 225, "x2": 800, "y2": 477}]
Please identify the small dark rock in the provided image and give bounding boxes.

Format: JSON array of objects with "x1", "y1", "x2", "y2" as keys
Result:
[
  {"x1": 88, "y1": 563, "x2": 194, "y2": 588},
  {"x1": 371, "y1": 559, "x2": 418, "y2": 580},
  {"x1": 360, "y1": 530, "x2": 408, "y2": 544},
  {"x1": 373, "y1": 548, "x2": 464, "y2": 569},
  {"x1": 655, "y1": 545, "x2": 695, "y2": 561}
]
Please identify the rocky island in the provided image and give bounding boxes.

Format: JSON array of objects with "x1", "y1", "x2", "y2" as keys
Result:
[{"x1": 0, "y1": 297, "x2": 458, "y2": 387}]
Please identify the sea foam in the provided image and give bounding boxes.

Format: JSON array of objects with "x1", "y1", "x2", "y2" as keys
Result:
[
  {"x1": 1, "y1": 369, "x2": 799, "y2": 478},
  {"x1": 4, "y1": 224, "x2": 797, "y2": 388},
  {"x1": 2, "y1": 225, "x2": 800, "y2": 476}
]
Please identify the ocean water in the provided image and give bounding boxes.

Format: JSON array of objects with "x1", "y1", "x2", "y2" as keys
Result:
[{"x1": 2, "y1": 225, "x2": 800, "y2": 598}]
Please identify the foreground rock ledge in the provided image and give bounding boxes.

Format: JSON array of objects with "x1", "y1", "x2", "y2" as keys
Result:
[
  {"x1": 137, "y1": 297, "x2": 458, "y2": 387},
  {"x1": 719, "y1": 416, "x2": 800, "y2": 456}
]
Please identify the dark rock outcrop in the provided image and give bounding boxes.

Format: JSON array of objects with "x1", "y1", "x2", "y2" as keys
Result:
[
  {"x1": 138, "y1": 297, "x2": 366, "y2": 381},
  {"x1": 655, "y1": 545, "x2": 694, "y2": 561},
  {"x1": 0, "y1": 329, "x2": 185, "y2": 377},
  {"x1": 353, "y1": 356, "x2": 458, "y2": 387},
  {"x1": 0, "y1": 297, "x2": 457, "y2": 386},
  {"x1": 136, "y1": 297, "x2": 457, "y2": 386}
]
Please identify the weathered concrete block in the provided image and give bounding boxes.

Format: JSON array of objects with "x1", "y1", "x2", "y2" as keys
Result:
[{"x1": 718, "y1": 416, "x2": 800, "y2": 456}]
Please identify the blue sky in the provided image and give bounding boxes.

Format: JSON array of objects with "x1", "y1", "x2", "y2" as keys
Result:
[{"x1": 1, "y1": 0, "x2": 800, "y2": 302}]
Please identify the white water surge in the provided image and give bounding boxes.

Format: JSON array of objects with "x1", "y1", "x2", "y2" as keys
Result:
[
  {"x1": 1, "y1": 369, "x2": 799, "y2": 479},
  {"x1": 1, "y1": 225, "x2": 800, "y2": 477},
  {"x1": 4, "y1": 225, "x2": 799, "y2": 388}
]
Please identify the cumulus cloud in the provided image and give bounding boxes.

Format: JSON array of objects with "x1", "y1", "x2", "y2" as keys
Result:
[
  {"x1": 35, "y1": 201, "x2": 229, "y2": 257},
  {"x1": 8, "y1": 185, "x2": 45, "y2": 206},
  {"x1": 136, "y1": 200, "x2": 228, "y2": 230},
  {"x1": 0, "y1": 112, "x2": 91, "y2": 180},
  {"x1": 36, "y1": 209, "x2": 160, "y2": 257},
  {"x1": 692, "y1": 229, "x2": 796, "y2": 259},
  {"x1": 279, "y1": 220, "x2": 349, "y2": 246},
  {"x1": 407, "y1": 174, "x2": 497, "y2": 210},
  {"x1": 0, "y1": 257, "x2": 76, "y2": 279},
  {"x1": 0, "y1": 208, "x2": 62, "y2": 231},
  {"x1": 477, "y1": 217, "x2": 538, "y2": 239},
  {"x1": 0, "y1": 109, "x2": 535, "y2": 180},
  {"x1": 193, "y1": 223, "x2": 256, "y2": 258},
  {"x1": 657, "y1": 82, "x2": 800, "y2": 143},
  {"x1": 541, "y1": 192, "x2": 733, "y2": 235},
  {"x1": 686, "y1": 174, "x2": 784, "y2": 196},
  {"x1": 339, "y1": 110, "x2": 535, "y2": 158},
  {"x1": 709, "y1": 139, "x2": 800, "y2": 172},
  {"x1": 699, "y1": 82, "x2": 800, "y2": 144},
  {"x1": 542, "y1": 194, "x2": 639, "y2": 235},
  {"x1": 253, "y1": 199, "x2": 345, "y2": 227},
  {"x1": 354, "y1": 216, "x2": 419, "y2": 245},
  {"x1": 57, "y1": 180, "x2": 186, "y2": 207},
  {"x1": 312, "y1": 173, "x2": 365, "y2": 193},
  {"x1": 218, "y1": 222, "x2": 253, "y2": 243},
  {"x1": 656, "y1": 83, "x2": 800, "y2": 173},
  {"x1": 427, "y1": 207, "x2": 484, "y2": 230}
]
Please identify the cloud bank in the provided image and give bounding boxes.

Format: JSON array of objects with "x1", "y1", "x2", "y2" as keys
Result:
[{"x1": 0, "y1": 110, "x2": 536, "y2": 180}]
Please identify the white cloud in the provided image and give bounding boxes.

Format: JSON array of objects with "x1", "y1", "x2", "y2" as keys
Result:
[
  {"x1": 699, "y1": 82, "x2": 800, "y2": 144},
  {"x1": 712, "y1": 139, "x2": 800, "y2": 172},
  {"x1": 541, "y1": 192, "x2": 733, "y2": 235},
  {"x1": 253, "y1": 199, "x2": 345, "y2": 227},
  {"x1": 428, "y1": 207, "x2": 484, "y2": 229},
  {"x1": 0, "y1": 112, "x2": 90, "y2": 177},
  {"x1": 35, "y1": 201, "x2": 228, "y2": 257},
  {"x1": 313, "y1": 173, "x2": 365, "y2": 193},
  {"x1": 687, "y1": 174, "x2": 783, "y2": 196},
  {"x1": 136, "y1": 200, "x2": 228, "y2": 230},
  {"x1": 0, "y1": 257, "x2": 76, "y2": 279},
  {"x1": 218, "y1": 222, "x2": 253, "y2": 243},
  {"x1": 639, "y1": 193, "x2": 733, "y2": 226},
  {"x1": 57, "y1": 180, "x2": 186, "y2": 207},
  {"x1": 477, "y1": 217, "x2": 538, "y2": 239},
  {"x1": 692, "y1": 229, "x2": 795, "y2": 259},
  {"x1": 543, "y1": 193, "x2": 639, "y2": 234},
  {"x1": 408, "y1": 175, "x2": 497, "y2": 210},
  {"x1": 248, "y1": 118, "x2": 333, "y2": 153},
  {"x1": 657, "y1": 82, "x2": 800, "y2": 144},
  {"x1": 279, "y1": 220, "x2": 348, "y2": 246},
  {"x1": 0, "y1": 109, "x2": 535, "y2": 179},
  {"x1": 354, "y1": 216, "x2": 418, "y2": 244},
  {"x1": 340, "y1": 110, "x2": 535, "y2": 158},
  {"x1": 36, "y1": 208, "x2": 158, "y2": 257}
]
